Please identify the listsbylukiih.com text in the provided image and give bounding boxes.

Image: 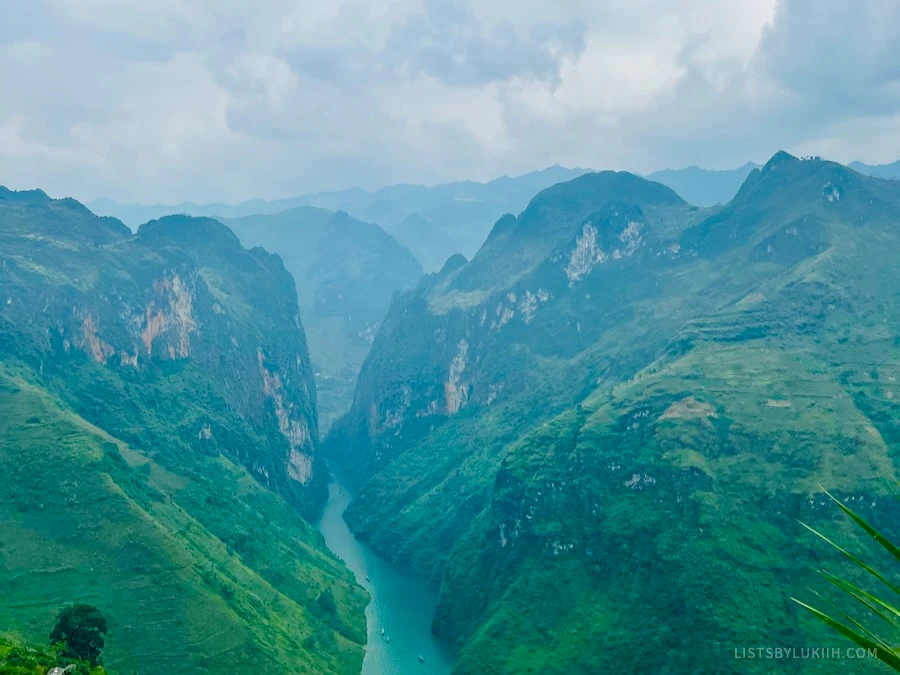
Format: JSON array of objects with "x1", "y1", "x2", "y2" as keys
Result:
[{"x1": 735, "y1": 647, "x2": 877, "y2": 660}]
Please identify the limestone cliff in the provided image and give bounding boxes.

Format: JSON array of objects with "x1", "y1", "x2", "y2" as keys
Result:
[{"x1": 0, "y1": 194, "x2": 323, "y2": 515}]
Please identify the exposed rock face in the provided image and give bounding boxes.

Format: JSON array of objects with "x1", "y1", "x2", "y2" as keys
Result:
[
  {"x1": 0, "y1": 201, "x2": 323, "y2": 515},
  {"x1": 141, "y1": 272, "x2": 198, "y2": 358},
  {"x1": 443, "y1": 339, "x2": 469, "y2": 415},
  {"x1": 565, "y1": 222, "x2": 608, "y2": 284},
  {"x1": 259, "y1": 347, "x2": 315, "y2": 484},
  {"x1": 81, "y1": 313, "x2": 114, "y2": 364}
]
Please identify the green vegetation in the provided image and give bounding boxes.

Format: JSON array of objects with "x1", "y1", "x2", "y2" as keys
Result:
[
  {"x1": 1, "y1": 635, "x2": 106, "y2": 675},
  {"x1": 0, "y1": 190, "x2": 367, "y2": 673},
  {"x1": 327, "y1": 153, "x2": 900, "y2": 672},
  {"x1": 50, "y1": 605, "x2": 107, "y2": 666},
  {"x1": 0, "y1": 362, "x2": 364, "y2": 673}
]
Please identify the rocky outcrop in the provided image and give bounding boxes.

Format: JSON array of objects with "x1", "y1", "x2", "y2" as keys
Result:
[
  {"x1": 0, "y1": 203, "x2": 324, "y2": 516},
  {"x1": 140, "y1": 272, "x2": 197, "y2": 358}
]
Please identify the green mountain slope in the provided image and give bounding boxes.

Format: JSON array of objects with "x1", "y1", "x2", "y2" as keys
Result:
[
  {"x1": 0, "y1": 369, "x2": 364, "y2": 673},
  {"x1": 221, "y1": 207, "x2": 423, "y2": 431},
  {"x1": 0, "y1": 188, "x2": 367, "y2": 673},
  {"x1": 326, "y1": 153, "x2": 900, "y2": 673}
]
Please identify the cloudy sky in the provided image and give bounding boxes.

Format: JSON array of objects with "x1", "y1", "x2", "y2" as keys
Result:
[{"x1": 2, "y1": 0, "x2": 899, "y2": 203}]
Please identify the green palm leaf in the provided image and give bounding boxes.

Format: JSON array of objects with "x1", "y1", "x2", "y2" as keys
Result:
[
  {"x1": 822, "y1": 489, "x2": 900, "y2": 563},
  {"x1": 799, "y1": 521, "x2": 900, "y2": 595},
  {"x1": 794, "y1": 486, "x2": 900, "y2": 672},
  {"x1": 821, "y1": 571, "x2": 900, "y2": 625},
  {"x1": 791, "y1": 599, "x2": 900, "y2": 670}
]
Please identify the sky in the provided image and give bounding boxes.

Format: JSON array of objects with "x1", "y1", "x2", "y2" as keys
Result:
[{"x1": 2, "y1": 0, "x2": 900, "y2": 204}]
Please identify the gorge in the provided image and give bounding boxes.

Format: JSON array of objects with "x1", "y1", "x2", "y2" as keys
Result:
[
  {"x1": 316, "y1": 466, "x2": 454, "y2": 674},
  {"x1": 6, "y1": 2, "x2": 900, "y2": 671},
  {"x1": 3, "y1": 152, "x2": 900, "y2": 674}
]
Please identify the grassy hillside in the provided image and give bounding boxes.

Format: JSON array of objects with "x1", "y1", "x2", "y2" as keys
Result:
[
  {"x1": 0, "y1": 364, "x2": 366, "y2": 673},
  {"x1": 440, "y1": 335, "x2": 897, "y2": 673}
]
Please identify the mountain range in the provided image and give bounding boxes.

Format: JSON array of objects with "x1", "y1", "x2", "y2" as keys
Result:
[
  {"x1": 644, "y1": 162, "x2": 760, "y2": 206},
  {"x1": 5, "y1": 150, "x2": 900, "y2": 673},
  {"x1": 325, "y1": 152, "x2": 900, "y2": 673},
  {"x1": 89, "y1": 159, "x2": 900, "y2": 279},
  {"x1": 89, "y1": 167, "x2": 590, "y2": 273},
  {"x1": 88, "y1": 167, "x2": 587, "y2": 272}
]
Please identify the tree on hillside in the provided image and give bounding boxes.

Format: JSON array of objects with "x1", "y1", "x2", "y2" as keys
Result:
[{"x1": 49, "y1": 605, "x2": 107, "y2": 666}]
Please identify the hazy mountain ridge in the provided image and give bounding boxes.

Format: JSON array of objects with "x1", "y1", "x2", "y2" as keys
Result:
[
  {"x1": 0, "y1": 188, "x2": 367, "y2": 673},
  {"x1": 849, "y1": 159, "x2": 900, "y2": 180},
  {"x1": 88, "y1": 158, "x2": 900, "y2": 283},
  {"x1": 645, "y1": 158, "x2": 900, "y2": 206},
  {"x1": 645, "y1": 162, "x2": 761, "y2": 206},
  {"x1": 89, "y1": 166, "x2": 592, "y2": 273},
  {"x1": 326, "y1": 153, "x2": 900, "y2": 673}
]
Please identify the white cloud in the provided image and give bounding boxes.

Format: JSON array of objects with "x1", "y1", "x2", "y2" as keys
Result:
[{"x1": 0, "y1": 0, "x2": 898, "y2": 203}]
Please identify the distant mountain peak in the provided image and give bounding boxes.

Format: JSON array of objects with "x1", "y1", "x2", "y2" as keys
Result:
[
  {"x1": 750, "y1": 152, "x2": 857, "y2": 193},
  {"x1": 439, "y1": 253, "x2": 468, "y2": 275},
  {"x1": 397, "y1": 211, "x2": 432, "y2": 227},
  {"x1": 329, "y1": 210, "x2": 364, "y2": 228},
  {"x1": 523, "y1": 170, "x2": 685, "y2": 222},
  {"x1": 760, "y1": 150, "x2": 801, "y2": 174},
  {"x1": 136, "y1": 214, "x2": 242, "y2": 250},
  {"x1": 848, "y1": 158, "x2": 900, "y2": 180},
  {"x1": 0, "y1": 185, "x2": 51, "y2": 204},
  {"x1": 0, "y1": 185, "x2": 130, "y2": 243}
]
